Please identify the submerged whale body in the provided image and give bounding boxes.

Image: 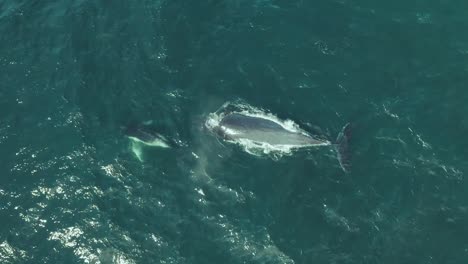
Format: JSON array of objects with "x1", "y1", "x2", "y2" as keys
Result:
[{"x1": 217, "y1": 113, "x2": 329, "y2": 147}]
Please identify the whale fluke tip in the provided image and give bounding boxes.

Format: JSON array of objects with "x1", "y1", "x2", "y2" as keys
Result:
[{"x1": 336, "y1": 123, "x2": 352, "y2": 173}]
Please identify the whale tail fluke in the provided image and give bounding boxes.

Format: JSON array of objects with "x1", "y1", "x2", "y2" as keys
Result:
[{"x1": 335, "y1": 123, "x2": 352, "y2": 173}]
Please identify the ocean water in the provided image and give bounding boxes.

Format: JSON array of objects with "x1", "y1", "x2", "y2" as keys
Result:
[{"x1": 1, "y1": 0, "x2": 468, "y2": 263}]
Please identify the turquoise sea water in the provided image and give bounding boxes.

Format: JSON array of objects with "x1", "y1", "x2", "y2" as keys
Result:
[{"x1": 1, "y1": 1, "x2": 468, "y2": 263}]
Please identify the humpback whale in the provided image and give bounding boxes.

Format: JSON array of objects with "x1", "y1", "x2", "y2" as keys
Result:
[{"x1": 206, "y1": 105, "x2": 351, "y2": 172}]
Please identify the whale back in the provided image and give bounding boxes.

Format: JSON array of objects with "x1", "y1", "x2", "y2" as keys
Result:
[
  {"x1": 220, "y1": 113, "x2": 284, "y2": 132},
  {"x1": 218, "y1": 113, "x2": 325, "y2": 146}
]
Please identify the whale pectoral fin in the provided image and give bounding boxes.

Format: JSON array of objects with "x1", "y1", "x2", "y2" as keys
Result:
[
  {"x1": 335, "y1": 123, "x2": 352, "y2": 173},
  {"x1": 131, "y1": 140, "x2": 144, "y2": 162}
]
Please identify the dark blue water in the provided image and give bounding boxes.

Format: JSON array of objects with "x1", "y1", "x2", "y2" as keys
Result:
[{"x1": 1, "y1": 1, "x2": 468, "y2": 263}]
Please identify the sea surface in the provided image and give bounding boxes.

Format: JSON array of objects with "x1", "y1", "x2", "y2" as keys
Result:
[{"x1": 1, "y1": 1, "x2": 468, "y2": 263}]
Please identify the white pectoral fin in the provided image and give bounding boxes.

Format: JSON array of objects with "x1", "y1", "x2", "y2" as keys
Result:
[{"x1": 131, "y1": 140, "x2": 144, "y2": 162}]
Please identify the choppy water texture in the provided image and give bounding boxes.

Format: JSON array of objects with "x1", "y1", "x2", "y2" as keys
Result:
[{"x1": 1, "y1": 1, "x2": 468, "y2": 263}]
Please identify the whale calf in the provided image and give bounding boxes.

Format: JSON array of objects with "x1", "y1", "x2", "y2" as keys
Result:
[{"x1": 123, "y1": 123, "x2": 171, "y2": 161}]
